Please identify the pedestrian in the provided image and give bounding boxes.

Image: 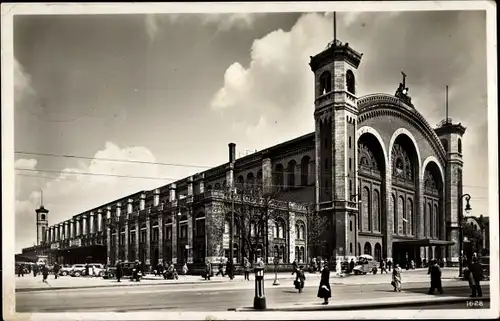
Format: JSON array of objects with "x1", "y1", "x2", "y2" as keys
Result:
[
  {"x1": 17, "y1": 264, "x2": 24, "y2": 277},
  {"x1": 387, "y1": 259, "x2": 392, "y2": 272},
  {"x1": 182, "y1": 263, "x2": 188, "y2": 277},
  {"x1": 33, "y1": 264, "x2": 38, "y2": 277},
  {"x1": 116, "y1": 260, "x2": 123, "y2": 282},
  {"x1": 53, "y1": 262, "x2": 60, "y2": 279},
  {"x1": 381, "y1": 259, "x2": 388, "y2": 274},
  {"x1": 85, "y1": 263, "x2": 89, "y2": 277},
  {"x1": 349, "y1": 259, "x2": 355, "y2": 274},
  {"x1": 227, "y1": 259, "x2": 234, "y2": 280},
  {"x1": 243, "y1": 258, "x2": 251, "y2": 281},
  {"x1": 468, "y1": 257, "x2": 483, "y2": 297},
  {"x1": 428, "y1": 259, "x2": 443, "y2": 294},
  {"x1": 292, "y1": 260, "x2": 298, "y2": 275},
  {"x1": 216, "y1": 261, "x2": 225, "y2": 277},
  {"x1": 317, "y1": 260, "x2": 331, "y2": 305},
  {"x1": 42, "y1": 265, "x2": 49, "y2": 283},
  {"x1": 204, "y1": 260, "x2": 212, "y2": 280},
  {"x1": 294, "y1": 265, "x2": 306, "y2": 293},
  {"x1": 391, "y1": 264, "x2": 402, "y2": 292}
]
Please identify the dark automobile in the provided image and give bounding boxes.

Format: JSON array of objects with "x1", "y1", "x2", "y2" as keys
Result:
[{"x1": 103, "y1": 262, "x2": 141, "y2": 279}]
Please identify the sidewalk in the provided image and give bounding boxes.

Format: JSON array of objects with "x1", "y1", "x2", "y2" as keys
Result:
[
  {"x1": 15, "y1": 267, "x2": 462, "y2": 292},
  {"x1": 235, "y1": 294, "x2": 491, "y2": 312}
]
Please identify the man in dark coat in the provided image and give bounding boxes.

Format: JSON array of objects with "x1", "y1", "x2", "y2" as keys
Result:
[
  {"x1": 53, "y1": 262, "x2": 60, "y2": 279},
  {"x1": 427, "y1": 259, "x2": 443, "y2": 294},
  {"x1": 42, "y1": 265, "x2": 49, "y2": 283},
  {"x1": 469, "y1": 257, "x2": 483, "y2": 297},
  {"x1": 115, "y1": 260, "x2": 123, "y2": 282},
  {"x1": 317, "y1": 260, "x2": 331, "y2": 305},
  {"x1": 204, "y1": 260, "x2": 212, "y2": 280},
  {"x1": 33, "y1": 264, "x2": 38, "y2": 277},
  {"x1": 349, "y1": 259, "x2": 355, "y2": 274}
]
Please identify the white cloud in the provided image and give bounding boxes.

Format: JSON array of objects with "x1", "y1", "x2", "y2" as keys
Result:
[
  {"x1": 15, "y1": 142, "x2": 199, "y2": 252},
  {"x1": 210, "y1": 13, "x2": 332, "y2": 146},
  {"x1": 14, "y1": 58, "x2": 34, "y2": 103},
  {"x1": 145, "y1": 13, "x2": 263, "y2": 40}
]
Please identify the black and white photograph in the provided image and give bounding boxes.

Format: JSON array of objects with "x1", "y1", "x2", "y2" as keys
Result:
[{"x1": 2, "y1": 2, "x2": 498, "y2": 320}]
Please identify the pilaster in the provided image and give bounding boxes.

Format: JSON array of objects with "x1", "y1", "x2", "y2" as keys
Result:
[
  {"x1": 89, "y1": 212, "x2": 95, "y2": 234},
  {"x1": 145, "y1": 215, "x2": 151, "y2": 267},
  {"x1": 82, "y1": 215, "x2": 87, "y2": 235},
  {"x1": 262, "y1": 157, "x2": 272, "y2": 195},
  {"x1": 135, "y1": 216, "x2": 140, "y2": 261},
  {"x1": 187, "y1": 207, "x2": 193, "y2": 263},
  {"x1": 76, "y1": 218, "x2": 81, "y2": 237},
  {"x1": 158, "y1": 214, "x2": 163, "y2": 264},
  {"x1": 124, "y1": 220, "x2": 129, "y2": 261},
  {"x1": 289, "y1": 211, "x2": 296, "y2": 263},
  {"x1": 97, "y1": 209, "x2": 103, "y2": 233},
  {"x1": 70, "y1": 220, "x2": 75, "y2": 238}
]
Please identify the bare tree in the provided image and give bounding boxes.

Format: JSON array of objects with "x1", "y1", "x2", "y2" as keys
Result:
[
  {"x1": 223, "y1": 182, "x2": 288, "y2": 264},
  {"x1": 306, "y1": 206, "x2": 330, "y2": 260}
]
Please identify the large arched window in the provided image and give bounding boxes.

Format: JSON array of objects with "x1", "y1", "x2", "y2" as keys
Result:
[
  {"x1": 275, "y1": 219, "x2": 286, "y2": 239},
  {"x1": 246, "y1": 172, "x2": 255, "y2": 191},
  {"x1": 407, "y1": 198, "x2": 414, "y2": 236},
  {"x1": 300, "y1": 156, "x2": 310, "y2": 186},
  {"x1": 374, "y1": 243, "x2": 382, "y2": 262},
  {"x1": 372, "y1": 189, "x2": 380, "y2": 232},
  {"x1": 295, "y1": 220, "x2": 305, "y2": 240},
  {"x1": 286, "y1": 160, "x2": 297, "y2": 188},
  {"x1": 236, "y1": 175, "x2": 244, "y2": 192},
  {"x1": 361, "y1": 187, "x2": 370, "y2": 231},
  {"x1": 441, "y1": 139, "x2": 448, "y2": 153},
  {"x1": 346, "y1": 70, "x2": 355, "y2": 95},
  {"x1": 426, "y1": 203, "x2": 432, "y2": 238},
  {"x1": 364, "y1": 242, "x2": 372, "y2": 255},
  {"x1": 398, "y1": 196, "x2": 405, "y2": 235},
  {"x1": 319, "y1": 71, "x2": 332, "y2": 95}
]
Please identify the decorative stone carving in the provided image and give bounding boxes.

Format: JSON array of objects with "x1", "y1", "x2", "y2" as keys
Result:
[
  {"x1": 391, "y1": 143, "x2": 413, "y2": 181},
  {"x1": 424, "y1": 170, "x2": 439, "y2": 195},
  {"x1": 358, "y1": 144, "x2": 379, "y2": 170}
]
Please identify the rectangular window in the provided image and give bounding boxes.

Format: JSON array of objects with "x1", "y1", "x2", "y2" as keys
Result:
[
  {"x1": 349, "y1": 136, "x2": 352, "y2": 149},
  {"x1": 349, "y1": 180, "x2": 352, "y2": 192},
  {"x1": 324, "y1": 159, "x2": 328, "y2": 170},
  {"x1": 180, "y1": 224, "x2": 188, "y2": 239},
  {"x1": 349, "y1": 158, "x2": 352, "y2": 171}
]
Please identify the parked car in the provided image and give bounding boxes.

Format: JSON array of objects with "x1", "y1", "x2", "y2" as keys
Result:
[
  {"x1": 103, "y1": 262, "x2": 139, "y2": 279},
  {"x1": 59, "y1": 265, "x2": 73, "y2": 276},
  {"x1": 70, "y1": 263, "x2": 106, "y2": 277},
  {"x1": 352, "y1": 255, "x2": 378, "y2": 275}
]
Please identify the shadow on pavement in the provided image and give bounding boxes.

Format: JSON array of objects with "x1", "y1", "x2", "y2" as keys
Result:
[{"x1": 400, "y1": 285, "x2": 489, "y2": 298}]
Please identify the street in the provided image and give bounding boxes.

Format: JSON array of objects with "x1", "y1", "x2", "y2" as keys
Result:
[{"x1": 16, "y1": 279, "x2": 489, "y2": 312}]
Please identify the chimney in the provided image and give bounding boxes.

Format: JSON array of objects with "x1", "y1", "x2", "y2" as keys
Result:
[{"x1": 228, "y1": 143, "x2": 236, "y2": 163}]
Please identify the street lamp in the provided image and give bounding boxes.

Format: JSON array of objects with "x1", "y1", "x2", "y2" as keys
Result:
[{"x1": 458, "y1": 194, "x2": 472, "y2": 278}]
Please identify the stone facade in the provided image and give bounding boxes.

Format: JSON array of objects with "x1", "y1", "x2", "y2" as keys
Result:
[{"x1": 25, "y1": 36, "x2": 467, "y2": 270}]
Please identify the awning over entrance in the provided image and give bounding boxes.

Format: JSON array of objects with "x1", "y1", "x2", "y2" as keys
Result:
[{"x1": 393, "y1": 239, "x2": 455, "y2": 246}]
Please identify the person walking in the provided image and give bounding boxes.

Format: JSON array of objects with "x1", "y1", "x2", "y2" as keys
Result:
[
  {"x1": 216, "y1": 261, "x2": 225, "y2": 277},
  {"x1": 391, "y1": 264, "x2": 402, "y2": 292},
  {"x1": 428, "y1": 259, "x2": 444, "y2": 294},
  {"x1": 182, "y1": 263, "x2": 189, "y2": 278},
  {"x1": 33, "y1": 264, "x2": 38, "y2": 277},
  {"x1": 243, "y1": 258, "x2": 251, "y2": 281},
  {"x1": 317, "y1": 260, "x2": 331, "y2": 305},
  {"x1": 53, "y1": 262, "x2": 60, "y2": 279},
  {"x1": 349, "y1": 259, "x2": 355, "y2": 274},
  {"x1": 380, "y1": 259, "x2": 388, "y2": 274},
  {"x1": 292, "y1": 260, "x2": 298, "y2": 275},
  {"x1": 204, "y1": 260, "x2": 212, "y2": 281},
  {"x1": 294, "y1": 265, "x2": 306, "y2": 293},
  {"x1": 468, "y1": 257, "x2": 483, "y2": 297},
  {"x1": 116, "y1": 260, "x2": 123, "y2": 283},
  {"x1": 227, "y1": 259, "x2": 235, "y2": 280},
  {"x1": 42, "y1": 265, "x2": 49, "y2": 283},
  {"x1": 387, "y1": 259, "x2": 392, "y2": 272}
]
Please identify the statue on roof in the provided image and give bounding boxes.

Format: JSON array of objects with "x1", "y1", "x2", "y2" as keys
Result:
[{"x1": 395, "y1": 71, "x2": 413, "y2": 106}]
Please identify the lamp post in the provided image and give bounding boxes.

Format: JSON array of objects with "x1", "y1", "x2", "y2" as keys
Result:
[{"x1": 458, "y1": 194, "x2": 472, "y2": 278}]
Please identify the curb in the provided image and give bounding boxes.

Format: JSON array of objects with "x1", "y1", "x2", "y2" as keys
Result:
[
  {"x1": 15, "y1": 275, "x2": 465, "y2": 293},
  {"x1": 234, "y1": 296, "x2": 491, "y2": 312}
]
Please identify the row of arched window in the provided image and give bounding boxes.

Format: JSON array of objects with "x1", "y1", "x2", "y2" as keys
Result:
[
  {"x1": 391, "y1": 194, "x2": 415, "y2": 236},
  {"x1": 360, "y1": 186, "x2": 381, "y2": 233},
  {"x1": 205, "y1": 155, "x2": 313, "y2": 192}
]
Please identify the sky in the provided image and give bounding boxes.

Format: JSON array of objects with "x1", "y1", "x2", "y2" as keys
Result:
[{"x1": 12, "y1": 10, "x2": 489, "y2": 252}]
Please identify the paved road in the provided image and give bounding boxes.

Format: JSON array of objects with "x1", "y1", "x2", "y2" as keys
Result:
[
  {"x1": 381, "y1": 300, "x2": 490, "y2": 310},
  {"x1": 16, "y1": 280, "x2": 489, "y2": 313}
]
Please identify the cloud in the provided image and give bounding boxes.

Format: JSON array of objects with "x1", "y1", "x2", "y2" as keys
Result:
[
  {"x1": 14, "y1": 58, "x2": 34, "y2": 102},
  {"x1": 144, "y1": 13, "x2": 264, "y2": 40},
  {"x1": 210, "y1": 13, "x2": 333, "y2": 146},
  {"x1": 14, "y1": 142, "x2": 198, "y2": 252}
]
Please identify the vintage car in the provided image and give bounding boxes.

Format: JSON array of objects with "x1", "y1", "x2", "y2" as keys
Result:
[
  {"x1": 352, "y1": 255, "x2": 378, "y2": 275},
  {"x1": 103, "y1": 262, "x2": 141, "y2": 279}
]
